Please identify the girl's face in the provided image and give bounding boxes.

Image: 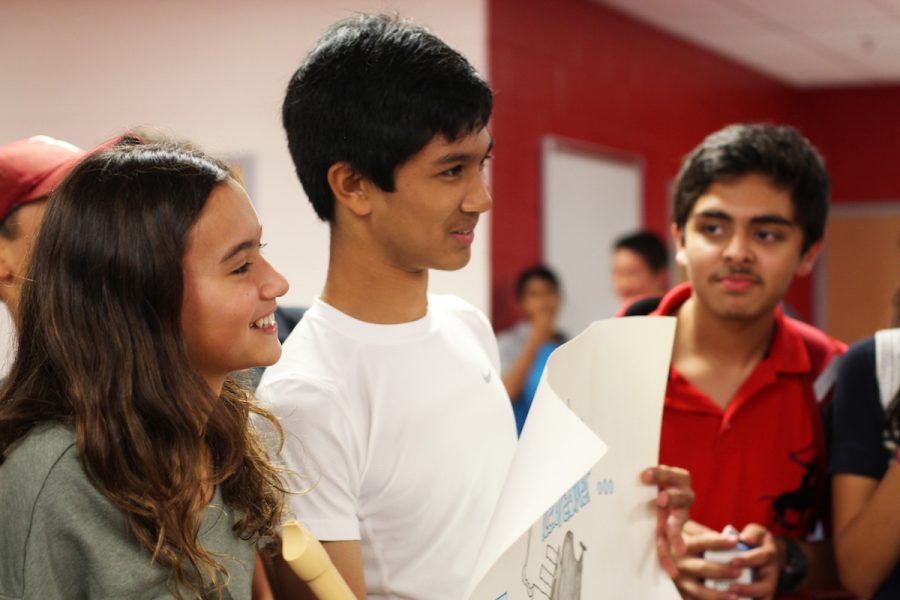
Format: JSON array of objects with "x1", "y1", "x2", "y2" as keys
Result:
[{"x1": 180, "y1": 179, "x2": 289, "y2": 392}]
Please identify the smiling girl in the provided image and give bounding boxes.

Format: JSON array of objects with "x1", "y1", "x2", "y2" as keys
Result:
[{"x1": 0, "y1": 138, "x2": 289, "y2": 599}]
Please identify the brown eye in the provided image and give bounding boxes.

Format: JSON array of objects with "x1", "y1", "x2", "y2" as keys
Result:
[
  {"x1": 700, "y1": 223, "x2": 723, "y2": 236},
  {"x1": 756, "y1": 229, "x2": 783, "y2": 243}
]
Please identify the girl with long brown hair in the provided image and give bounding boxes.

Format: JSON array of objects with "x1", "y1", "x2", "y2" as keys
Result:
[{"x1": 0, "y1": 138, "x2": 289, "y2": 599}]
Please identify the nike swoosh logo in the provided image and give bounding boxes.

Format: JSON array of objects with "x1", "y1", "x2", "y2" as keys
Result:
[{"x1": 482, "y1": 368, "x2": 492, "y2": 383}]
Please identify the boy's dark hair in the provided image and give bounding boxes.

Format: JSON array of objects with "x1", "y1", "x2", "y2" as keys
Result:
[
  {"x1": 515, "y1": 265, "x2": 560, "y2": 300},
  {"x1": 613, "y1": 230, "x2": 668, "y2": 273},
  {"x1": 673, "y1": 124, "x2": 830, "y2": 253},
  {"x1": 282, "y1": 14, "x2": 493, "y2": 222}
]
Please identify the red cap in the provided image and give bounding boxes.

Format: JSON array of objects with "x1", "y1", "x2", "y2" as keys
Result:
[{"x1": 0, "y1": 135, "x2": 86, "y2": 222}]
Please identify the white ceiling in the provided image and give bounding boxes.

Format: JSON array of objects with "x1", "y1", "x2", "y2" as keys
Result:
[{"x1": 596, "y1": 0, "x2": 900, "y2": 87}]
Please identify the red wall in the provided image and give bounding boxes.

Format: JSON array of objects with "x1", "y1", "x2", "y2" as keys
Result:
[
  {"x1": 488, "y1": 0, "x2": 900, "y2": 331},
  {"x1": 797, "y1": 85, "x2": 900, "y2": 203}
]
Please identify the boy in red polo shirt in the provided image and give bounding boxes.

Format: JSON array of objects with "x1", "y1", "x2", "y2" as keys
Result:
[{"x1": 647, "y1": 124, "x2": 846, "y2": 599}]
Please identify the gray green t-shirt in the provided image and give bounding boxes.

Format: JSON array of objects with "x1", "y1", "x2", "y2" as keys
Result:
[{"x1": 0, "y1": 423, "x2": 256, "y2": 599}]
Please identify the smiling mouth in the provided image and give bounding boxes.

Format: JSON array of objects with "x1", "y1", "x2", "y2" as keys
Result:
[
  {"x1": 251, "y1": 312, "x2": 276, "y2": 329},
  {"x1": 451, "y1": 224, "x2": 476, "y2": 239}
]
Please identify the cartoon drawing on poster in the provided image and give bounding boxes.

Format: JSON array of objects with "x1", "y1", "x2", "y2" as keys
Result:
[{"x1": 522, "y1": 528, "x2": 586, "y2": 600}]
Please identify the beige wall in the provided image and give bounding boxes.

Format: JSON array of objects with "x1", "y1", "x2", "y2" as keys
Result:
[
  {"x1": 0, "y1": 0, "x2": 489, "y2": 303},
  {"x1": 0, "y1": 0, "x2": 490, "y2": 374}
]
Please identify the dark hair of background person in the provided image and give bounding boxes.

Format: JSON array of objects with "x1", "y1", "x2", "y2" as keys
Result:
[
  {"x1": 515, "y1": 264, "x2": 561, "y2": 301},
  {"x1": 0, "y1": 139, "x2": 287, "y2": 598},
  {"x1": 673, "y1": 123, "x2": 830, "y2": 253},
  {"x1": 612, "y1": 230, "x2": 669, "y2": 273},
  {"x1": 282, "y1": 13, "x2": 494, "y2": 222}
]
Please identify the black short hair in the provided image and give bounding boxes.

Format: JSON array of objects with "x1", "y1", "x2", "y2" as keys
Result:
[
  {"x1": 673, "y1": 124, "x2": 830, "y2": 253},
  {"x1": 612, "y1": 230, "x2": 668, "y2": 273},
  {"x1": 515, "y1": 265, "x2": 560, "y2": 300},
  {"x1": 282, "y1": 14, "x2": 493, "y2": 222}
]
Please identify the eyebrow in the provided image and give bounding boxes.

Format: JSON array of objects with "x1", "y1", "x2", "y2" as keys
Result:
[
  {"x1": 220, "y1": 227, "x2": 262, "y2": 263},
  {"x1": 434, "y1": 137, "x2": 495, "y2": 165},
  {"x1": 695, "y1": 209, "x2": 795, "y2": 227}
]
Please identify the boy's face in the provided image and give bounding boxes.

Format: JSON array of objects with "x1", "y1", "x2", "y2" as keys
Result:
[
  {"x1": 611, "y1": 248, "x2": 664, "y2": 303},
  {"x1": 518, "y1": 276, "x2": 560, "y2": 321},
  {"x1": 365, "y1": 128, "x2": 493, "y2": 272},
  {"x1": 673, "y1": 172, "x2": 821, "y2": 322}
]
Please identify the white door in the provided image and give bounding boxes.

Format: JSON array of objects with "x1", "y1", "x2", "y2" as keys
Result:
[{"x1": 542, "y1": 137, "x2": 642, "y2": 337}]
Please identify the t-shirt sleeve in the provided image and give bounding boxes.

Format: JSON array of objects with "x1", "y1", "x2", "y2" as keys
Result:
[
  {"x1": 830, "y1": 338, "x2": 890, "y2": 480},
  {"x1": 258, "y1": 376, "x2": 364, "y2": 542}
]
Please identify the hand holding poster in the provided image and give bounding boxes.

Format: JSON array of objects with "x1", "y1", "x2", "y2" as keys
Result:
[{"x1": 468, "y1": 316, "x2": 679, "y2": 599}]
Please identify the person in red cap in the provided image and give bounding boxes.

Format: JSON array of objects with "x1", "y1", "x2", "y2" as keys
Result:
[{"x1": 0, "y1": 135, "x2": 85, "y2": 318}]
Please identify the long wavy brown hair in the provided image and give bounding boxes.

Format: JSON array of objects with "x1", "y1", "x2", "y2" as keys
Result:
[{"x1": 0, "y1": 139, "x2": 287, "y2": 598}]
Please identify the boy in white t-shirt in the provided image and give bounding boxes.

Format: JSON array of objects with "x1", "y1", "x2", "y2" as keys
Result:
[{"x1": 260, "y1": 14, "x2": 694, "y2": 599}]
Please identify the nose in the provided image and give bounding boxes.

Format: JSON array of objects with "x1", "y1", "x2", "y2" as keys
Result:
[
  {"x1": 723, "y1": 231, "x2": 754, "y2": 264},
  {"x1": 462, "y1": 174, "x2": 492, "y2": 215},
  {"x1": 260, "y1": 259, "x2": 290, "y2": 300}
]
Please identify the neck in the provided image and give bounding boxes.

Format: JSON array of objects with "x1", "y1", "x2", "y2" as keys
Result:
[
  {"x1": 322, "y1": 227, "x2": 429, "y2": 324},
  {"x1": 202, "y1": 376, "x2": 225, "y2": 400},
  {"x1": 674, "y1": 295, "x2": 776, "y2": 367}
]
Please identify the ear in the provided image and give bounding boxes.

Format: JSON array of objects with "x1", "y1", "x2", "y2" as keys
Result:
[
  {"x1": 795, "y1": 240, "x2": 823, "y2": 278},
  {"x1": 0, "y1": 243, "x2": 15, "y2": 306},
  {"x1": 671, "y1": 222, "x2": 688, "y2": 267},
  {"x1": 0, "y1": 243, "x2": 14, "y2": 285},
  {"x1": 327, "y1": 162, "x2": 373, "y2": 218}
]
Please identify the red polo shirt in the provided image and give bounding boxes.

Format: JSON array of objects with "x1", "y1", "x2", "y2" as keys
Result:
[{"x1": 653, "y1": 283, "x2": 845, "y2": 538}]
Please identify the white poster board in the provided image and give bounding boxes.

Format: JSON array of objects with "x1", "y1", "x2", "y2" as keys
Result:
[{"x1": 468, "y1": 316, "x2": 678, "y2": 599}]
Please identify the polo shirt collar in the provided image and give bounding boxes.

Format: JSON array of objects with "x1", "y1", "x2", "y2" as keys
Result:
[{"x1": 653, "y1": 282, "x2": 812, "y2": 377}]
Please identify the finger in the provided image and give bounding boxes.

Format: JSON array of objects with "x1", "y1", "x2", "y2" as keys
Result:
[
  {"x1": 656, "y1": 506, "x2": 686, "y2": 578},
  {"x1": 731, "y1": 545, "x2": 776, "y2": 569},
  {"x1": 684, "y1": 519, "x2": 714, "y2": 537},
  {"x1": 676, "y1": 557, "x2": 744, "y2": 581},
  {"x1": 657, "y1": 528, "x2": 678, "y2": 579},
  {"x1": 656, "y1": 507, "x2": 673, "y2": 577},
  {"x1": 642, "y1": 465, "x2": 691, "y2": 488},
  {"x1": 685, "y1": 532, "x2": 739, "y2": 554},
  {"x1": 660, "y1": 487, "x2": 695, "y2": 510},
  {"x1": 738, "y1": 523, "x2": 768, "y2": 546},
  {"x1": 729, "y1": 578, "x2": 777, "y2": 599},
  {"x1": 664, "y1": 511, "x2": 689, "y2": 557},
  {"x1": 675, "y1": 577, "x2": 739, "y2": 600}
]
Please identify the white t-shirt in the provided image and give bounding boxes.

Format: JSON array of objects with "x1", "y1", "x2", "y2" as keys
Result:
[{"x1": 258, "y1": 294, "x2": 517, "y2": 599}]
